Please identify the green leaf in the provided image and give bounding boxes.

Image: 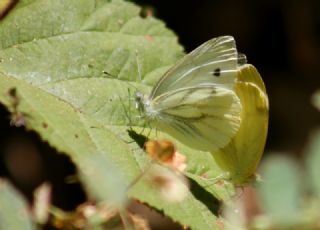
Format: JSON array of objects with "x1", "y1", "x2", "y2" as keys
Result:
[
  {"x1": 0, "y1": 72, "x2": 128, "y2": 206},
  {"x1": 0, "y1": 179, "x2": 36, "y2": 230},
  {"x1": 305, "y1": 129, "x2": 320, "y2": 196},
  {"x1": 311, "y1": 90, "x2": 320, "y2": 111},
  {"x1": 0, "y1": 0, "x2": 234, "y2": 229},
  {"x1": 258, "y1": 154, "x2": 303, "y2": 227}
]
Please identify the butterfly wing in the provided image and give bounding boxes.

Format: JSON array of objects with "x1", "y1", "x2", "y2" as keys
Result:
[
  {"x1": 150, "y1": 36, "x2": 240, "y2": 99},
  {"x1": 146, "y1": 36, "x2": 242, "y2": 152},
  {"x1": 150, "y1": 85, "x2": 241, "y2": 152},
  {"x1": 211, "y1": 64, "x2": 269, "y2": 185}
]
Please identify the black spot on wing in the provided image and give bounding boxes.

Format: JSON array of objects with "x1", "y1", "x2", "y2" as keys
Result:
[{"x1": 213, "y1": 68, "x2": 221, "y2": 77}]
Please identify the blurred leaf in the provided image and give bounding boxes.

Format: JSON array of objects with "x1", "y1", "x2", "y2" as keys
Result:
[
  {"x1": 311, "y1": 90, "x2": 320, "y2": 111},
  {"x1": 0, "y1": 179, "x2": 36, "y2": 230},
  {"x1": 305, "y1": 129, "x2": 320, "y2": 196},
  {"x1": 258, "y1": 154, "x2": 303, "y2": 226},
  {"x1": 1, "y1": 70, "x2": 129, "y2": 206},
  {"x1": 0, "y1": 0, "x2": 233, "y2": 229}
]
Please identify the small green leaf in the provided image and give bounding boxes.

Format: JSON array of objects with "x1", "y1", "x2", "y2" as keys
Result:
[
  {"x1": 311, "y1": 90, "x2": 320, "y2": 111},
  {"x1": 305, "y1": 129, "x2": 320, "y2": 196},
  {"x1": 258, "y1": 154, "x2": 303, "y2": 226},
  {"x1": 0, "y1": 179, "x2": 36, "y2": 230}
]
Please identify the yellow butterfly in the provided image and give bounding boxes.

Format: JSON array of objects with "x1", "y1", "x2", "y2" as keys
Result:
[{"x1": 212, "y1": 65, "x2": 269, "y2": 185}]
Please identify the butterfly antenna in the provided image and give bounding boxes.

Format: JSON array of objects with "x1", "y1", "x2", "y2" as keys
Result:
[
  {"x1": 135, "y1": 49, "x2": 143, "y2": 82},
  {"x1": 126, "y1": 88, "x2": 134, "y2": 130},
  {"x1": 103, "y1": 70, "x2": 140, "y2": 94}
]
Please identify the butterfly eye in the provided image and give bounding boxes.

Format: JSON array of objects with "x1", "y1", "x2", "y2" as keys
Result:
[
  {"x1": 212, "y1": 68, "x2": 221, "y2": 77},
  {"x1": 135, "y1": 92, "x2": 143, "y2": 100}
]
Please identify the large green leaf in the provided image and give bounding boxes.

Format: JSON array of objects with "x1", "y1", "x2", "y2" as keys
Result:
[{"x1": 0, "y1": 0, "x2": 234, "y2": 229}]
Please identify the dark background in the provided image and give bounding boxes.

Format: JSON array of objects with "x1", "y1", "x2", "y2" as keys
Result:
[{"x1": 0, "y1": 0, "x2": 320, "y2": 228}]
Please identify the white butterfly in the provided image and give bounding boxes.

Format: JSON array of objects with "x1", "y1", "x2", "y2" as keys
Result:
[{"x1": 135, "y1": 36, "x2": 243, "y2": 152}]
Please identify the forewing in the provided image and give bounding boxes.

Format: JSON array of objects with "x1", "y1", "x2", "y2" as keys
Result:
[
  {"x1": 151, "y1": 86, "x2": 241, "y2": 152},
  {"x1": 150, "y1": 36, "x2": 240, "y2": 98}
]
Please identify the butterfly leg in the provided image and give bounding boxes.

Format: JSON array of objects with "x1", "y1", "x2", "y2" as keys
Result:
[
  {"x1": 198, "y1": 172, "x2": 231, "y2": 190},
  {"x1": 126, "y1": 159, "x2": 155, "y2": 190}
]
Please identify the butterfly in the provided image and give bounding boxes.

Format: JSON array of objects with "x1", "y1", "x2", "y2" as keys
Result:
[
  {"x1": 212, "y1": 65, "x2": 269, "y2": 184},
  {"x1": 134, "y1": 36, "x2": 269, "y2": 184},
  {"x1": 135, "y1": 36, "x2": 243, "y2": 152}
]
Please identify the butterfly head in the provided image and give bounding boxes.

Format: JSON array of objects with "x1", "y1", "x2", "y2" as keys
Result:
[
  {"x1": 135, "y1": 92, "x2": 147, "y2": 112},
  {"x1": 134, "y1": 92, "x2": 158, "y2": 120}
]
